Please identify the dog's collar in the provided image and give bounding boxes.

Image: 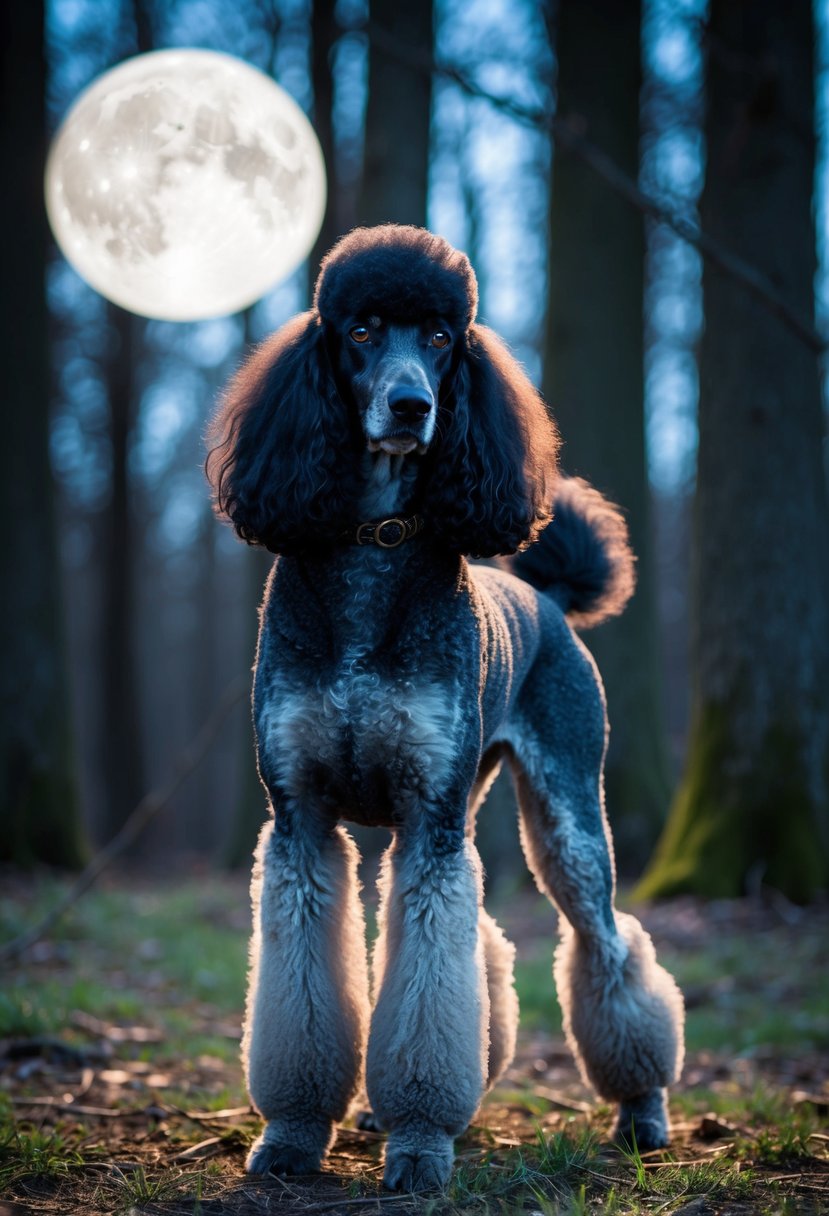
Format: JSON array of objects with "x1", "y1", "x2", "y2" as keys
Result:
[{"x1": 341, "y1": 513, "x2": 424, "y2": 549}]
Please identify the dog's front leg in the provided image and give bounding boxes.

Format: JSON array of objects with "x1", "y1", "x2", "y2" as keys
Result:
[
  {"x1": 366, "y1": 813, "x2": 488, "y2": 1192},
  {"x1": 243, "y1": 810, "x2": 370, "y2": 1176}
]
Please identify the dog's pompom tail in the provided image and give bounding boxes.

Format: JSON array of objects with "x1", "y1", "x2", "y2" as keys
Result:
[{"x1": 508, "y1": 476, "x2": 636, "y2": 629}]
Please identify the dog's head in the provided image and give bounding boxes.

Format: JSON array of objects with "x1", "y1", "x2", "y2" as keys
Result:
[
  {"x1": 315, "y1": 226, "x2": 475, "y2": 459},
  {"x1": 207, "y1": 224, "x2": 559, "y2": 556}
]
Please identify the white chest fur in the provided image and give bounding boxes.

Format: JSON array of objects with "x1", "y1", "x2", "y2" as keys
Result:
[{"x1": 259, "y1": 669, "x2": 461, "y2": 818}]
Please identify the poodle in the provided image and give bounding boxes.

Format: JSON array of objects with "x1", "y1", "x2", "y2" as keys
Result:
[{"x1": 206, "y1": 224, "x2": 684, "y2": 1192}]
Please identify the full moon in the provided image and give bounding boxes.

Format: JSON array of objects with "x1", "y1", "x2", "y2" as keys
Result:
[{"x1": 45, "y1": 49, "x2": 327, "y2": 321}]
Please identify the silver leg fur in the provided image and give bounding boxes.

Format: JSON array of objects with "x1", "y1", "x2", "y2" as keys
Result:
[
  {"x1": 366, "y1": 834, "x2": 489, "y2": 1191},
  {"x1": 243, "y1": 821, "x2": 370, "y2": 1175},
  {"x1": 508, "y1": 636, "x2": 685, "y2": 1150}
]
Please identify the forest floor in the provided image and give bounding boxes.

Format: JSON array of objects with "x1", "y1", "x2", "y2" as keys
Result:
[{"x1": 0, "y1": 871, "x2": 827, "y2": 1215}]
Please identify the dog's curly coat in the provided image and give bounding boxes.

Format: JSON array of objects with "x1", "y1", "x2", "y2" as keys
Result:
[{"x1": 207, "y1": 225, "x2": 684, "y2": 1192}]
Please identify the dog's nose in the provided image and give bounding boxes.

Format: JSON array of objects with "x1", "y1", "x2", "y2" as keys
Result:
[{"x1": 387, "y1": 385, "x2": 433, "y2": 423}]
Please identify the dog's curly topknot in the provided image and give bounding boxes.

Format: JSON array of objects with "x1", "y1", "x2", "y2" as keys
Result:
[{"x1": 315, "y1": 224, "x2": 478, "y2": 332}]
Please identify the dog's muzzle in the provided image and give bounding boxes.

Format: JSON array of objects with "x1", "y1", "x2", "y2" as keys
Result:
[
  {"x1": 366, "y1": 384, "x2": 435, "y2": 455},
  {"x1": 387, "y1": 384, "x2": 433, "y2": 425}
]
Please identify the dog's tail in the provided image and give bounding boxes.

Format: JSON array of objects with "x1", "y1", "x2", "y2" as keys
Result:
[{"x1": 508, "y1": 476, "x2": 636, "y2": 629}]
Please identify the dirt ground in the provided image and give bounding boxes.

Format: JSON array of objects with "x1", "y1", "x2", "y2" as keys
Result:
[{"x1": 1, "y1": 879, "x2": 828, "y2": 1214}]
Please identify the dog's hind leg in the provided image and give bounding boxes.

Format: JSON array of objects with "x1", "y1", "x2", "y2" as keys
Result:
[
  {"x1": 468, "y1": 745, "x2": 519, "y2": 1088},
  {"x1": 243, "y1": 815, "x2": 370, "y2": 1175},
  {"x1": 479, "y1": 908, "x2": 518, "y2": 1086},
  {"x1": 508, "y1": 631, "x2": 684, "y2": 1151},
  {"x1": 367, "y1": 818, "x2": 488, "y2": 1192}
]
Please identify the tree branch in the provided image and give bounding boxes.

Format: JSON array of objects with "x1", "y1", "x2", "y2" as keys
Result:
[
  {"x1": 0, "y1": 677, "x2": 248, "y2": 965},
  {"x1": 364, "y1": 20, "x2": 826, "y2": 354}
]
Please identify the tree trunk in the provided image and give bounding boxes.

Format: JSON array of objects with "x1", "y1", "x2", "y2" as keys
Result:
[
  {"x1": 543, "y1": 0, "x2": 670, "y2": 867},
  {"x1": 0, "y1": 0, "x2": 83, "y2": 866},
  {"x1": 99, "y1": 304, "x2": 145, "y2": 840},
  {"x1": 96, "y1": 0, "x2": 154, "y2": 841},
  {"x1": 638, "y1": 0, "x2": 829, "y2": 902},
  {"x1": 359, "y1": 0, "x2": 432, "y2": 228},
  {"x1": 310, "y1": 0, "x2": 340, "y2": 272}
]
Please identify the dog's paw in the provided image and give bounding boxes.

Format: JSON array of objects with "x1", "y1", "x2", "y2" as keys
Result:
[
  {"x1": 356, "y1": 1108, "x2": 384, "y2": 1133},
  {"x1": 613, "y1": 1088, "x2": 669, "y2": 1154},
  {"x1": 246, "y1": 1131, "x2": 324, "y2": 1177},
  {"x1": 383, "y1": 1133, "x2": 454, "y2": 1192}
]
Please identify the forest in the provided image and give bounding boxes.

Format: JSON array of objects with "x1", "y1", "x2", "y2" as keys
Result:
[{"x1": 1, "y1": 1, "x2": 828, "y2": 1214}]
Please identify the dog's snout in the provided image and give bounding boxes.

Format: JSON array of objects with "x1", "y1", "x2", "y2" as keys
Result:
[{"x1": 387, "y1": 384, "x2": 433, "y2": 423}]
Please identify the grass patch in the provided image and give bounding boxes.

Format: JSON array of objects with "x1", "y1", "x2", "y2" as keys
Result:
[
  {"x1": 445, "y1": 1126, "x2": 604, "y2": 1211},
  {"x1": 95, "y1": 1162, "x2": 214, "y2": 1211},
  {"x1": 655, "y1": 932, "x2": 829, "y2": 1055},
  {"x1": 619, "y1": 1134, "x2": 753, "y2": 1202},
  {"x1": 0, "y1": 1122, "x2": 86, "y2": 1189},
  {"x1": 2, "y1": 877, "x2": 827, "y2": 1214},
  {"x1": 513, "y1": 953, "x2": 563, "y2": 1033},
  {"x1": 0, "y1": 875, "x2": 248, "y2": 1056},
  {"x1": 0, "y1": 978, "x2": 143, "y2": 1038}
]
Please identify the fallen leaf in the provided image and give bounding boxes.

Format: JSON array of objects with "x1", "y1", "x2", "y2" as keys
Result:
[
  {"x1": 792, "y1": 1090, "x2": 829, "y2": 1115},
  {"x1": 698, "y1": 1113, "x2": 738, "y2": 1140},
  {"x1": 99, "y1": 1069, "x2": 132, "y2": 1085}
]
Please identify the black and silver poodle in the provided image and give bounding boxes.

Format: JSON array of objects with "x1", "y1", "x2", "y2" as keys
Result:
[{"x1": 206, "y1": 224, "x2": 684, "y2": 1192}]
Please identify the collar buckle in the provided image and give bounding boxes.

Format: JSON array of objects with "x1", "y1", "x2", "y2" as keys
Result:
[
  {"x1": 375, "y1": 517, "x2": 408, "y2": 548},
  {"x1": 352, "y1": 514, "x2": 422, "y2": 548}
]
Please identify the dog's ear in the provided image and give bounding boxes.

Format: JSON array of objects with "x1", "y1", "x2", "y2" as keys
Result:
[
  {"x1": 206, "y1": 312, "x2": 359, "y2": 552},
  {"x1": 425, "y1": 325, "x2": 560, "y2": 556}
]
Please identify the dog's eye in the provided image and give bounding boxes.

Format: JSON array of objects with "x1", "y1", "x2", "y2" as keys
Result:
[
  {"x1": 430, "y1": 332, "x2": 451, "y2": 349},
  {"x1": 350, "y1": 326, "x2": 370, "y2": 344}
]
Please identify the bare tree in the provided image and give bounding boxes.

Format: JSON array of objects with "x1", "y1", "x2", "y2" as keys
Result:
[
  {"x1": 543, "y1": 0, "x2": 670, "y2": 866},
  {"x1": 0, "y1": 0, "x2": 83, "y2": 865},
  {"x1": 310, "y1": 0, "x2": 341, "y2": 270},
  {"x1": 99, "y1": 304, "x2": 146, "y2": 839},
  {"x1": 639, "y1": 0, "x2": 829, "y2": 901},
  {"x1": 359, "y1": 0, "x2": 432, "y2": 227},
  {"x1": 97, "y1": 0, "x2": 155, "y2": 840}
]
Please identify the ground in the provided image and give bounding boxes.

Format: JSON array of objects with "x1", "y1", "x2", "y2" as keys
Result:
[{"x1": 1, "y1": 870, "x2": 827, "y2": 1215}]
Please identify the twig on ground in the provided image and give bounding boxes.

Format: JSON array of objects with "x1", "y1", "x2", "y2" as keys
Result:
[
  {"x1": 174, "y1": 1136, "x2": 224, "y2": 1161},
  {"x1": 532, "y1": 1085, "x2": 593, "y2": 1113},
  {"x1": 296, "y1": 1195, "x2": 422, "y2": 1212},
  {"x1": 165, "y1": 1104, "x2": 253, "y2": 1135},
  {"x1": 0, "y1": 677, "x2": 247, "y2": 965},
  {"x1": 71, "y1": 1010, "x2": 163, "y2": 1042},
  {"x1": 183, "y1": 1106, "x2": 253, "y2": 1121},
  {"x1": 10, "y1": 1098, "x2": 130, "y2": 1117}
]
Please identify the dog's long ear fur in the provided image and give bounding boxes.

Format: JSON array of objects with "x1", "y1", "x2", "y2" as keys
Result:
[
  {"x1": 206, "y1": 312, "x2": 360, "y2": 552},
  {"x1": 425, "y1": 325, "x2": 560, "y2": 556}
]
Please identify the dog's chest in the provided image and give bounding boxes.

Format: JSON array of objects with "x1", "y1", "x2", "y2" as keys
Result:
[{"x1": 260, "y1": 662, "x2": 461, "y2": 825}]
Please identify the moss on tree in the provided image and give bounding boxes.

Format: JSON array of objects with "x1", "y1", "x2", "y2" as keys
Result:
[
  {"x1": 636, "y1": 700, "x2": 827, "y2": 903},
  {"x1": 2, "y1": 763, "x2": 85, "y2": 870},
  {"x1": 637, "y1": 0, "x2": 829, "y2": 905}
]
